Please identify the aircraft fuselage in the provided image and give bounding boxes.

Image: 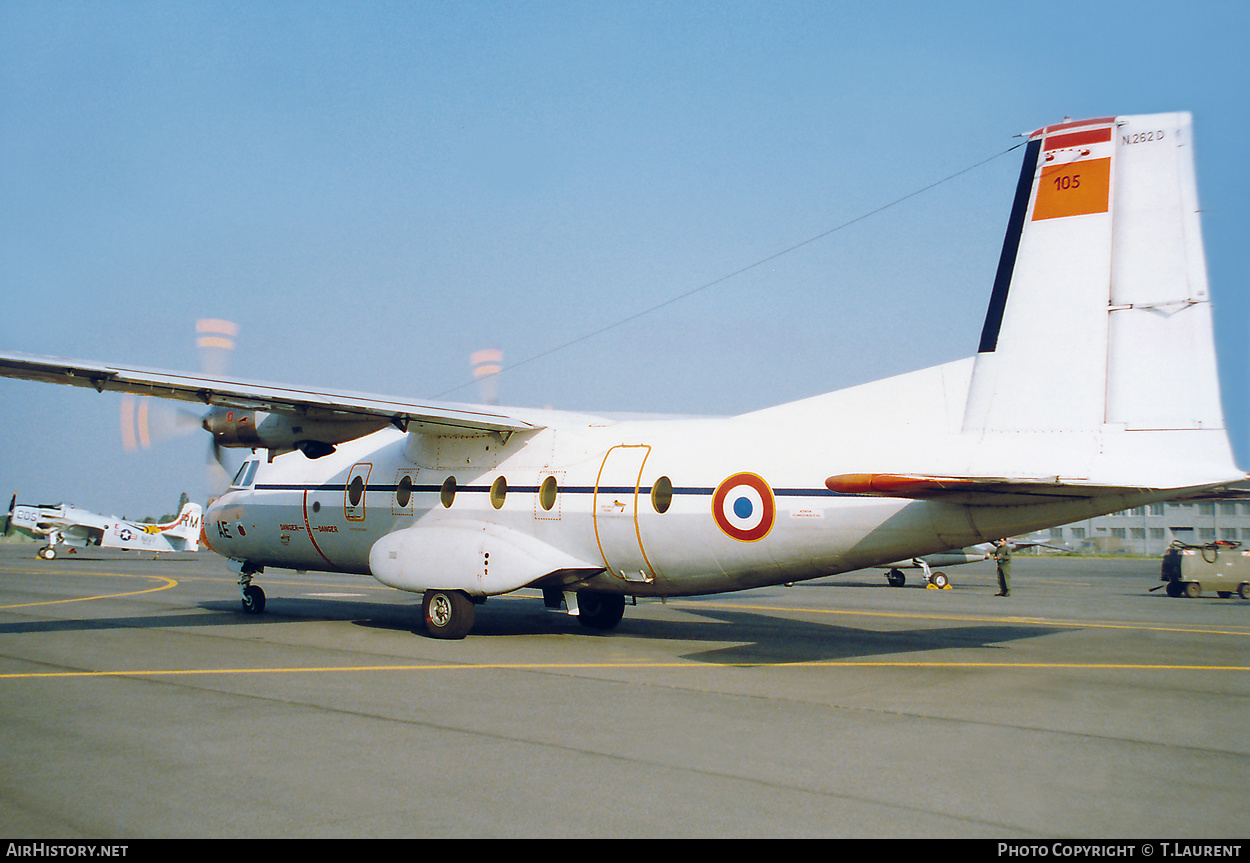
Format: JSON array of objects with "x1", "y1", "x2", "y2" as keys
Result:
[{"x1": 203, "y1": 416, "x2": 1144, "y2": 599}]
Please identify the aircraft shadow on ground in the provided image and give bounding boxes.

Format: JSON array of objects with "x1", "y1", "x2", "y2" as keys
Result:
[
  {"x1": 0, "y1": 594, "x2": 1062, "y2": 666},
  {"x1": 658, "y1": 606, "x2": 1061, "y2": 665},
  {"x1": 0, "y1": 596, "x2": 417, "y2": 636},
  {"x1": 393, "y1": 598, "x2": 1062, "y2": 665}
]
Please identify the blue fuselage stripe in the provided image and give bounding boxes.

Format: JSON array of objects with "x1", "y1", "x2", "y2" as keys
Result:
[{"x1": 251, "y1": 483, "x2": 860, "y2": 498}]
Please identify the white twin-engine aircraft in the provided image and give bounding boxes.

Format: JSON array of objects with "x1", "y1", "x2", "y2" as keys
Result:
[
  {"x1": 3, "y1": 494, "x2": 202, "y2": 560},
  {"x1": 0, "y1": 112, "x2": 1243, "y2": 637}
]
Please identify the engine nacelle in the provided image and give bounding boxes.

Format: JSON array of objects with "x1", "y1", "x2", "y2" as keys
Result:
[{"x1": 202, "y1": 407, "x2": 388, "y2": 457}]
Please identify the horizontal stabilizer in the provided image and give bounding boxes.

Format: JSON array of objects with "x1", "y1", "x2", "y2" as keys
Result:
[
  {"x1": 1167, "y1": 478, "x2": 1250, "y2": 502},
  {"x1": 827, "y1": 472, "x2": 1164, "y2": 506}
]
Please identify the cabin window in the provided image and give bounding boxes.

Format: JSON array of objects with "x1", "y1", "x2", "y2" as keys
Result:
[
  {"x1": 539, "y1": 475, "x2": 558, "y2": 511},
  {"x1": 651, "y1": 476, "x2": 673, "y2": 514},
  {"x1": 490, "y1": 476, "x2": 508, "y2": 509},
  {"x1": 348, "y1": 475, "x2": 365, "y2": 507},
  {"x1": 231, "y1": 460, "x2": 259, "y2": 489},
  {"x1": 440, "y1": 476, "x2": 457, "y2": 508},
  {"x1": 396, "y1": 475, "x2": 413, "y2": 509}
]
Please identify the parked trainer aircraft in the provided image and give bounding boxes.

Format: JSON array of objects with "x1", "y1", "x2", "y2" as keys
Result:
[
  {"x1": 879, "y1": 546, "x2": 994, "y2": 589},
  {"x1": 877, "y1": 535, "x2": 1063, "y2": 588},
  {"x1": 2, "y1": 493, "x2": 202, "y2": 560},
  {"x1": 0, "y1": 112, "x2": 1244, "y2": 637}
]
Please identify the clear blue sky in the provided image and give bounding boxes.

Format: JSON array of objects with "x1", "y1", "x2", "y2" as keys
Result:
[{"x1": 2, "y1": 1, "x2": 1247, "y2": 518}]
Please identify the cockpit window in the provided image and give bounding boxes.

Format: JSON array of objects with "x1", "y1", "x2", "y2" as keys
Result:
[{"x1": 231, "y1": 460, "x2": 259, "y2": 489}]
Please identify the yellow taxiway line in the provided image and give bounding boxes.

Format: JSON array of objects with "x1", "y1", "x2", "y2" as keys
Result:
[
  {"x1": 0, "y1": 572, "x2": 178, "y2": 610},
  {"x1": 2, "y1": 573, "x2": 1248, "y2": 679},
  {"x1": 690, "y1": 599, "x2": 1250, "y2": 638},
  {"x1": 3, "y1": 659, "x2": 1250, "y2": 680}
]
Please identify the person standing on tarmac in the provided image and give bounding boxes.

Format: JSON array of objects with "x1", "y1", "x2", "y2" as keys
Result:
[{"x1": 994, "y1": 539, "x2": 1012, "y2": 596}]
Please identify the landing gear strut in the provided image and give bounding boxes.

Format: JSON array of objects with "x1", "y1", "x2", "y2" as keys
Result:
[
  {"x1": 576, "y1": 590, "x2": 626, "y2": 630},
  {"x1": 239, "y1": 563, "x2": 266, "y2": 614},
  {"x1": 886, "y1": 561, "x2": 951, "y2": 589},
  {"x1": 37, "y1": 530, "x2": 61, "y2": 560}
]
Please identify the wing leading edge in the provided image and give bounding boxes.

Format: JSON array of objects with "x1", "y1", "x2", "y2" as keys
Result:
[{"x1": 0, "y1": 350, "x2": 541, "y2": 438}]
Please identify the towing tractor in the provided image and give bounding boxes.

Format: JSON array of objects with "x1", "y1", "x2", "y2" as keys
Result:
[{"x1": 1160, "y1": 541, "x2": 1250, "y2": 599}]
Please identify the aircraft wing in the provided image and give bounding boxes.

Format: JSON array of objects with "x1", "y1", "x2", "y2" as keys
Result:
[
  {"x1": 824, "y1": 473, "x2": 1250, "y2": 507},
  {"x1": 58, "y1": 523, "x2": 106, "y2": 544},
  {"x1": 0, "y1": 350, "x2": 541, "y2": 437},
  {"x1": 22, "y1": 511, "x2": 104, "y2": 542},
  {"x1": 31, "y1": 514, "x2": 77, "y2": 530}
]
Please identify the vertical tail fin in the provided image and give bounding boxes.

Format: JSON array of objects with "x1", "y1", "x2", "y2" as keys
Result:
[
  {"x1": 964, "y1": 112, "x2": 1228, "y2": 445},
  {"x1": 160, "y1": 503, "x2": 202, "y2": 545}
]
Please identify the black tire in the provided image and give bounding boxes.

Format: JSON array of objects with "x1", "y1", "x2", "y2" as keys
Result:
[
  {"x1": 931, "y1": 572, "x2": 949, "y2": 588},
  {"x1": 577, "y1": 591, "x2": 626, "y2": 630},
  {"x1": 241, "y1": 584, "x2": 266, "y2": 614},
  {"x1": 1239, "y1": 583, "x2": 1250, "y2": 600},
  {"x1": 886, "y1": 569, "x2": 905, "y2": 587},
  {"x1": 1166, "y1": 581, "x2": 1184, "y2": 598},
  {"x1": 422, "y1": 589, "x2": 476, "y2": 639}
]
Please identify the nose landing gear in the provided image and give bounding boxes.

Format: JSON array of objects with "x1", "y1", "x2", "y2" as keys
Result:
[{"x1": 238, "y1": 563, "x2": 266, "y2": 614}]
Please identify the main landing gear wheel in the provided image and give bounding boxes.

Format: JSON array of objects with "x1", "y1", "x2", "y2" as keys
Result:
[
  {"x1": 929, "y1": 571, "x2": 949, "y2": 589},
  {"x1": 422, "y1": 589, "x2": 476, "y2": 639},
  {"x1": 577, "y1": 591, "x2": 626, "y2": 630},
  {"x1": 886, "y1": 569, "x2": 905, "y2": 587},
  {"x1": 241, "y1": 584, "x2": 266, "y2": 614},
  {"x1": 37, "y1": 546, "x2": 57, "y2": 560}
]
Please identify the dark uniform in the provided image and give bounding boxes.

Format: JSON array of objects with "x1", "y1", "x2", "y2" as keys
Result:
[{"x1": 994, "y1": 540, "x2": 1012, "y2": 596}]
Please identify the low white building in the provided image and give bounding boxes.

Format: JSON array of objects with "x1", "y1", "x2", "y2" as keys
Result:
[{"x1": 1049, "y1": 498, "x2": 1250, "y2": 555}]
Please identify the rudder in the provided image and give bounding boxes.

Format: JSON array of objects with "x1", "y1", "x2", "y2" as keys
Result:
[{"x1": 963, "y1": 112, "x2": 1226, "y2": 442}]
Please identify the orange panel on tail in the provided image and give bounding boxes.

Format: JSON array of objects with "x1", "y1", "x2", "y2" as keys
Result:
[{"x1": 1033, "y1": 157, "x2": 1111, "y2": 221}]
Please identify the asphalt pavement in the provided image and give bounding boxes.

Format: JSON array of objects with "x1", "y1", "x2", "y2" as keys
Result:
[{"x1": 1, "y1": 544, "x2": 1246, "y2": 839}]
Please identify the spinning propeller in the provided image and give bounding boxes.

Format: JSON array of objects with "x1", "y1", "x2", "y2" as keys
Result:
[
  {"x1": 2, "y1": 491, "x2": 15, "y2": 538},
  {"x1": 120, "y1": 319, "x2": 239, "y2": 489},
  {"x1": 118, "y1": 330, "x2": 500, "y2": 491},
  {"x1": 471, "y1": 348, "x2": 503, "y2": 405}
]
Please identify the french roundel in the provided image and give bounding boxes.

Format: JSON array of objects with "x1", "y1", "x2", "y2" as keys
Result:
[{"x1": 712, "y1": 473, "x2": 775, "y2": 542}]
